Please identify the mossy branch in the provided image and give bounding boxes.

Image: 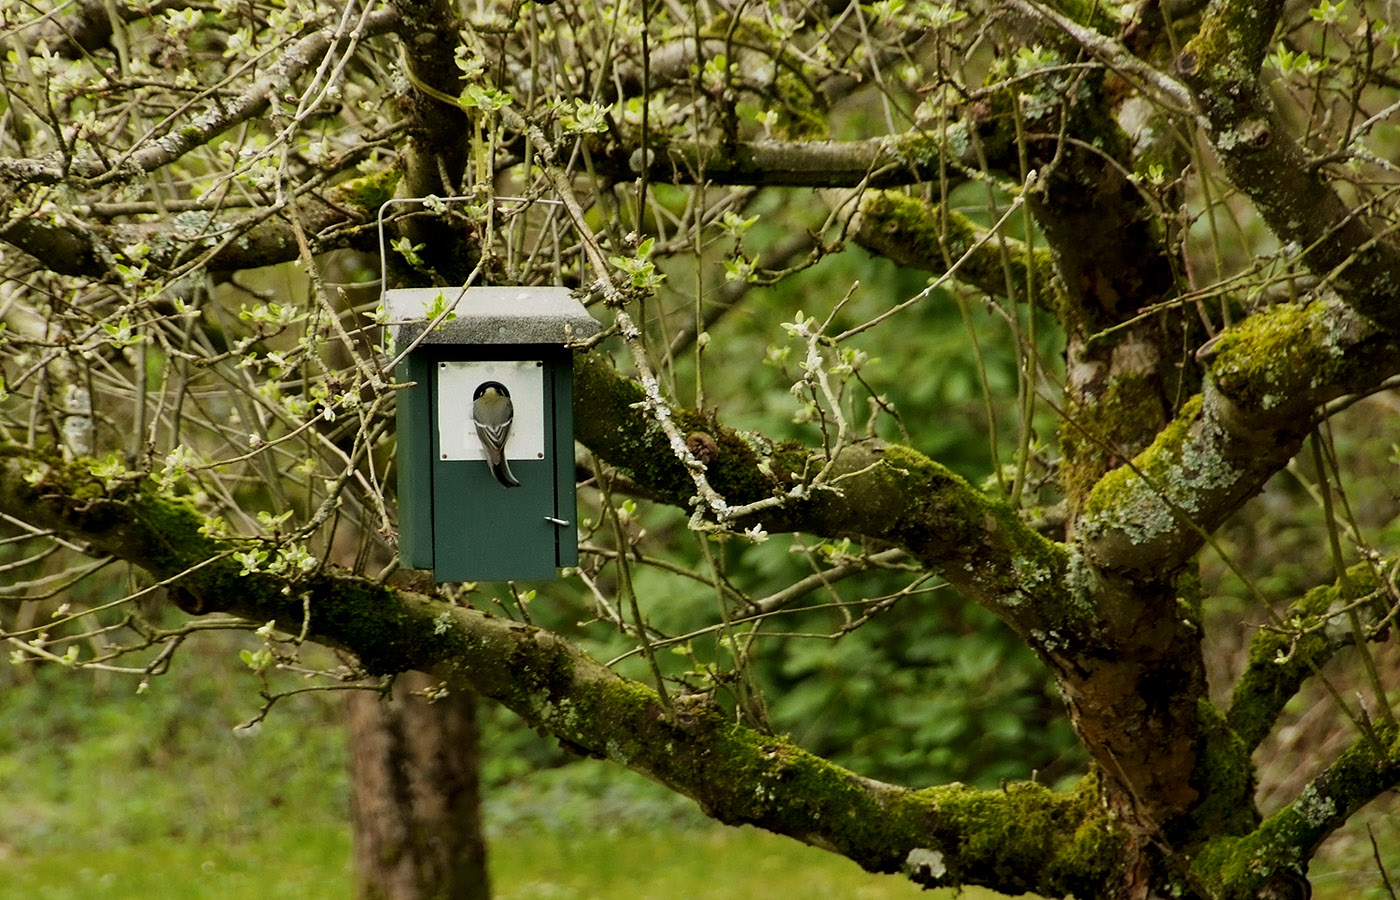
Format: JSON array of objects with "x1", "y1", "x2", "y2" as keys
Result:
[
  {"x1": 1227, "y1": 563, "x2": 1392, "y2": 752},
  {"x1": 851, "y1": 190, "x2": 1061, "y2": 313},
  {"x1": 1192, "y1": 724, "x2": 1400, "y2": 899},
  {"x1": 1178, "y1": 0, "x2": 1400, "y2": 331},
  {"x1": 0, "y1": 444, "x2": 1124, "y2": 898},
  {"x1": 574, "y1": 356, "x2": 1221, "y2": 828},
  {"x1": 1078, "y1": 301, "x2": 1400, "y2": 577}
]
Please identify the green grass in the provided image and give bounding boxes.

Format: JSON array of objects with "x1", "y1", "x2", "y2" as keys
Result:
[
  {"x1": 489, "y1": 824, "x2": 996, "y2": 900},
  {"x1": 8, "y1": 818, "x2": 1398, "y2": 900},
  {"x1": 1, "y1": 657, "x2": 1394, "y2": 900},
  {"x1": 2, "y1": 820, "x2": 1007, "y2": 900},
  {"x1": 0, "y1": 663, "x2": 1003, "y2": 900},
  {"x1": 2, "y1": 826, "x2": 351, "y2": 900}
]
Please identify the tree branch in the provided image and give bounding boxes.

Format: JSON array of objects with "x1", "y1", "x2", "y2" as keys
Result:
[
  {"x1": 394, "y1": 0, "x2": 472, "y2": 197},
  {"x1": 0, "y1": 443, "x2": 1123, "y2": 898},
  {"x1": 1078, "y1": 300, "x2": 1400, "y2": 577},
  {"x1": 16, "y1": 0, "x2": 184, "y2": 56},
  {"x1": 0, "y1": 168, "x2": 401, "y2": 278},
  {"x1": 851, "y1": 190, "x2": 1060, "y2": 312},
  {"x1": 1004, "y1": 0, "x2": 1194, "y2": 112},
  {"x1": 1227, "y1": 563, "x2": 1395, "y2": 752},
  {"x1": 0, "y1": 9, "x2": 401, "y2": 187},
  {"x1": 1193, "y1": 724, "x2": 1400, "y2": 897},
  {"x1": 597, "y1": 134, "x2": 959, "y2": 188},
  {"x1": 1178, "y1": 0, "x2": 1400, "y2": 331},
  {"x1": 571, "y1": 353, "x2": 1080, "y2": 639}
]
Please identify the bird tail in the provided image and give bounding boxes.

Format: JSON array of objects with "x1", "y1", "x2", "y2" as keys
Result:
[{"x1": 490, "y1": 456, "x2": 521, "y2": 488}]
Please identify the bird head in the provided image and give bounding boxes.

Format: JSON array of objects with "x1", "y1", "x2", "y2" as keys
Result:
[{"x1": 473, "y1": 381, "x2": 510, "y2": 401}]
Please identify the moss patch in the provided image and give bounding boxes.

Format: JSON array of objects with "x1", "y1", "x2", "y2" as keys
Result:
[
  {"x1": 856, "y1": 190, "x2": 1059, "y2": 314},
  {"x1": 1078, "y1": 393, "x2": 1210, "y2": 548},
  {"x1": 330, "y1": 166, "x2": 402, "y2": 216},
  {"x1": 1185, "y1": 700, "x2": 1260, "y2": 842},
  {"x1": 1226, "y1": 564, "x2": 1383, "y2": 750},
  {"x1": 1205, "y1": 299, "x2": 1368, "y2": 415}
]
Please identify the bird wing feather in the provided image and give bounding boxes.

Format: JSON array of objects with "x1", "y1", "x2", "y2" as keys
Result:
[{"x1": 474, "y1": 419, "x2": 510, "y2": 464}]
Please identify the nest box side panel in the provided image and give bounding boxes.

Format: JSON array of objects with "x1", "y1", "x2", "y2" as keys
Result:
[{"x1": 395, "y1": 353, "x2": 436, "y2": 570}]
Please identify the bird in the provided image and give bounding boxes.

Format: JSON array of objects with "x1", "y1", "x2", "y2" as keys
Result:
[{"x1": 471, "y1": 381, "x2": 521, "y2": 488}]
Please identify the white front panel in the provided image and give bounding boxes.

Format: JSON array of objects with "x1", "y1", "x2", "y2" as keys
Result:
[{"x1": 436, "y1": 360, "x2": 546, "y2": 461}]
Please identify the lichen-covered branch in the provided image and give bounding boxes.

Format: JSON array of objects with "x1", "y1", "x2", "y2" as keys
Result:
[
  {"x1": 1079, "y1": 301, "x2": 1400, "y2": 576},
  {"x1": 1178, "y1": 0, "x2": 1400, "y2": 330},
  {"x1": 0, "y1": 443, "x2": 1124, "y2": 898},
  {"x1": 0, "y1": 168, "x2": 401, "y2": 278},
  {"x1": 851, "y1": 190, "x2": 1060, "y2": 312},
  {"x1": 1227, "y1": 563, "x2": 1394, "y2": 752},
  {"x1": 1192, "y1": 724, "x2": 1400, "y2": 898},
  {"x1": 594, "y1": 134, "x2": 956, "y2": 188}
]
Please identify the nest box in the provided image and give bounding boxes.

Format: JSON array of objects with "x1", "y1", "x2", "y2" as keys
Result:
[{"x1": 389, "y1": 285, "x2": 600, "y2": 582}]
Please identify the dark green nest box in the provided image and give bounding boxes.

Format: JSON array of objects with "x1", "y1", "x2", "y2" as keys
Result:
[{"x1": 389, "y1": 286, "x2": 600, "y2": 582}]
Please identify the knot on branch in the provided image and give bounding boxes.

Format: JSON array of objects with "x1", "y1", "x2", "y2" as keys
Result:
[
  {"x1": 686, "y1": 431, "x2": 720, "y2": 467},
  {"x1": 1256, "y1": 871, "x2": 1311, "y2": 900}
]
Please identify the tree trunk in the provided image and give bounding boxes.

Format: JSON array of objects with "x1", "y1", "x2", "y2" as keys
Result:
[{"x1": 347, "y1": 671, "x2": 491, "y2": 900}]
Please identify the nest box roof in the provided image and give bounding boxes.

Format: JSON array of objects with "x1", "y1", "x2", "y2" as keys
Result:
[{"x1": 385, "y1": 286, "x2": 601, "y2": 346}]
